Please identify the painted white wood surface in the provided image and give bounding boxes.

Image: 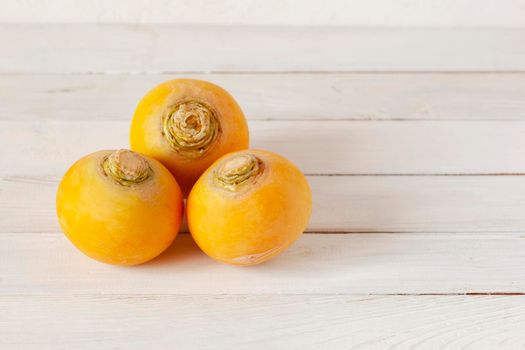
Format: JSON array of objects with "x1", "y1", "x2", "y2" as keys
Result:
[
  {"x1": 3, "y1": 233, "x2": 525, "y2": 295},
  {"x1": 2, "y1": 24, "x2": 525, "y2": 349},
  {"x1": 2, "y1": 25, "x2": 525, "y2": 73},
  {"x1": 2, "y1": 295, "x2": 525, "y2": 350},
  {"x1": 3, "y1": 120, "x2": 525, "y2": 176},
  {"x1": 3, "y1": 117, "x2": 525, "y2": 233},
  {"x1": 2, "y1": 0, "x2": 525, "y2": 27},
  {"x1": 4, "y1": 175, "x2": 525, "y2": 233},
  {"x1": 2, "y1": 73, "x2": 524, "y2": 121}
]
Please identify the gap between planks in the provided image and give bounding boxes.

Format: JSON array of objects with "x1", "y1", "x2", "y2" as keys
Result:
[
  {"x1": 4, "y1": 71, "x2": 525, "y2": 75},
  {"x1": 1, "y1": 293, "x2": 525, "y2": 297},
  {"x1": 307, "y1": 173, "x2": 525, "y2": 176}
]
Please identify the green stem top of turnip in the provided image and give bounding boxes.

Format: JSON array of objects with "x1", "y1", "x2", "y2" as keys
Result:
[
  {"x1": 162, "y1": 100, "x2": 220, "y2": 158},
  {"x1": 102, "y1": 149, "x2": 152, "y2": 186},
  {"x1": 214, "y1": 154, "x2": 263, "y2": 192}
]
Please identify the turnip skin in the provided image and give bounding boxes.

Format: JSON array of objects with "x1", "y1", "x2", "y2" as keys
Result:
[
  {"x1": 56, "y1": 149, "x2": 183, "y2": 266},
  {"x1": 187, "y1": 149, "x2": 312, "y2": 266},
  {"x1": 130, "y1": 79, "x2": 249, "y2": 196}
]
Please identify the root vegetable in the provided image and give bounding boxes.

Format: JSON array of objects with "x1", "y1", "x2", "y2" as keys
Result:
[
  {"x1": 130, "y1": 79, "x2": 249, "y2": 196},
  {"x1": 187, "y1": 149, "x2": 312, "y2": 266},
  {"x1": 56, "y1": 149, "x2": 183, "y2": 265}
]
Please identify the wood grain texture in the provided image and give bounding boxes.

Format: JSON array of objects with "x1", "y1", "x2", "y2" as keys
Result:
[
  {"x1": 2, "y1": 25, "x2": 525, "y2": 349},
  {"x1": 4, "y1": 175, "x2": 525, "y2": 233},
  {"x1": 2, "y1": 73, "x2": 525, "y2": 121},
  {"x1": 2, "y1": 0, "x2": 525, "y2": 27},
  {"x1": 2, "y1": 233, "x2": 525, "y2": 295},
  {"x1": 2, "y1": 25, "x2": 525, "y2": 73},
  {"x1": 2, "y1": 118, "x2": 525, "y2": 233},
  {"x1": 2, "y1": 120, "x2": 525, "y2": 176},
  {"x1": 2, "y1": 294, "x2": 525, "y2": 350}
]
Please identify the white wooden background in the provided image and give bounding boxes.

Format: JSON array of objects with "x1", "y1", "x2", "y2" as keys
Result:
[
  {"x1": 1, "y1": 0, "x2": 525, "y2": 26},
  {"x1": 2, "y1": 4, "x2": 525, "y2": 348}
]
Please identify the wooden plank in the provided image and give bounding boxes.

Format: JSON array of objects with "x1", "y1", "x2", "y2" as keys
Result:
[
  {"x1": 3, "y1": 0, "x2": 525, "y2": 27},
  {"x1": 2, "y1": 120, "x2": 525, "y2": 177},
  {"x1": 2, "y1": 73, "x2": 524, "y2": 121},
  {"x1": 2, "y1": 295, "x2": 525, "y2": 350},
  {"x1": 2, "y1": 233, "x2": 525, "y2": 295},
  {"x1": 2, "y1": 25, "x2": 525, "y2": 73},
  {"x1": 3, "y1": 175, "x2": 525, "y2": 233}
]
